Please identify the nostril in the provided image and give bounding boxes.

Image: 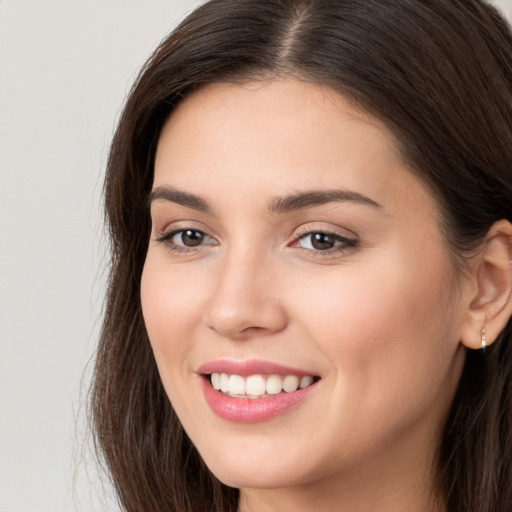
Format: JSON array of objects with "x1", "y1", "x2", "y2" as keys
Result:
[{"x1": 204, "y1": 271, "x2": 288, "y2": 338}]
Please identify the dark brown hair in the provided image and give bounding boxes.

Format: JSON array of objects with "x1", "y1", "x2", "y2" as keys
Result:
[{"x1": 90, "y1": 1, "x2": 512, "y2": 511}]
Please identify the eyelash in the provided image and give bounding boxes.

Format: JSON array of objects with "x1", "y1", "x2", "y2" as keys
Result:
[
  {"x1": 155, "y1": 228, "x2": 358, "y2": 256},
  {"x1": 291, "y1": 229, "x2": 358, "y2": 257},
  {"x1": 155, "y1": 229, "x2": 217, "y2": 253}
]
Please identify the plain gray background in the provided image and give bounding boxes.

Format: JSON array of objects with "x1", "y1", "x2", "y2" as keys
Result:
[{"x1": 1, "y1": 1, "x2": 511, "y2": 511}]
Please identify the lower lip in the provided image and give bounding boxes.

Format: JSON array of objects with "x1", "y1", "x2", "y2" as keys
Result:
[{"x1": 201, "y1": 377, "x2": 317, "y2": 423}]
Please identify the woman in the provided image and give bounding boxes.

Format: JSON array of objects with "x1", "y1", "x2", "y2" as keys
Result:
[{"x1": 90, "y1": 1, "x2": 512, "y2": 511}]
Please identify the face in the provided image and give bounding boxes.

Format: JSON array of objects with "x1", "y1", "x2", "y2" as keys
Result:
[{"x1": 141, "y1": 79, "x2": 467, "y2": 492}]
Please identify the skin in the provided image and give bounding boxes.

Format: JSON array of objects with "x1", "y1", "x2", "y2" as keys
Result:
[{"x1": 141, "y1": 79, "x2": 476, "y2": 512}]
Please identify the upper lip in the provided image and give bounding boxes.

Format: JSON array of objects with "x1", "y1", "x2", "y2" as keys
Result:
[{"x1": 197, "y1": 359, "x2": 318, "y2": 377}]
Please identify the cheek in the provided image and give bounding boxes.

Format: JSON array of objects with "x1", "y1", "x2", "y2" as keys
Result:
[
  {"x1": 289, "y1": 249, "x2": 458, "y2": 401},
  {"x1": 140, "y1": 256, "x2": 216, "y2": 430},
  {"x1": 294, "y1": 267, "x2": 444, "y2": 347},
  {"x1": 283, "y1": 253, "x2": 461, "y2": 461},
  {"x1": 140, "y1": 257, "x2": 206, "y2": 380}
]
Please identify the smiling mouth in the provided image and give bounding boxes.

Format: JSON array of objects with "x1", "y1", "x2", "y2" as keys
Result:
[{"x1": 207, "y1": 373, "x2": 319, "y2": 399}]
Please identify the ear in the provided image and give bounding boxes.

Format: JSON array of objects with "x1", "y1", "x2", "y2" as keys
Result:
[{"x1": 459, "y1": 220, "x2": 512, "y2": 350}]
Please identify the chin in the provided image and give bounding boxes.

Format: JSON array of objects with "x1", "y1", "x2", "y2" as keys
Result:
[
  {"x1": 207, "y1": 461, "x2": 305, "y2": 490},
  {"x1": 196, "y1": 439, "x2": 324, "y2": 490}
]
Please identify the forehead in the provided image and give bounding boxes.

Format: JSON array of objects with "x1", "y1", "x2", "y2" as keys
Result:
[
  {"x1": 153, "y1": 79, "x2": 435, "y2": 220},
  {"x1": 160, "y1": 79, "x2": 394, "y2": 149}
]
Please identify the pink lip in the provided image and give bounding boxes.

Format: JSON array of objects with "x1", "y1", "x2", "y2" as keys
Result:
[
  {"x1": 200, "y1": 379, "x2": 317, "y2": 423},
  {"x1": 197, "y1": 359, "x2": 315, "y2": 377},
  {"x1": 197, "y1": 359, "x2": 319, "y2": 423}
]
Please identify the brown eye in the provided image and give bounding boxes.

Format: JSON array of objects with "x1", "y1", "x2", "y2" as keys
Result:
[
  {"x1": 179, "y1": 229, "x2": 205, "y2": 246},
  {"x1": 294, "y1": 231, "x2": 357, "y2": 254},
  {"x1": 157, "y1": 228, "x2": 216, "y2": 251},
  {"x1": 310, "y1": 233, "x2": 337, "y2": 250}
]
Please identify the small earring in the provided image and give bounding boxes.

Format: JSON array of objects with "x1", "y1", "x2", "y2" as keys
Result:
[{"x1": 481, "y1": 328, "x2": 487, "y2": 351}]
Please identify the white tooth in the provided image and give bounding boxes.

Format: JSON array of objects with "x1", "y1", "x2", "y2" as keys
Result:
[
  {"x1": 246, "y1": 375, "x2": 266, "y2": 395},
  {"x1": 282, "y1": 375, "x2": 300, "y2": 392},
  {"x1": 211, "y1": 373, "x2": 221, "y2": 390},
  {"x1": 228, "y1": 374, "x2": 245, "y2": 395},
  {"x1": 220, "y1": 373, "x2": 229, "y2": 393},
  {"x1": 300, "y1": 376, "x2": 314, "y2": 389},
  {"x1": 266, "y1": 374, "x2": 282, "y2": 395}
]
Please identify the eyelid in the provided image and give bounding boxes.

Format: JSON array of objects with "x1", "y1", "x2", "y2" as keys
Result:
[
  {"x1": 153, "y1": 221, "x2": 358, "y2": 256},
  {"x1": 292, "y1": 223, "x2": 357, "y2": 240},
  {"x1": 154, "y1": 218, "x2": 215, "y2": 238},
  {"x1": 289, "y1": 225, "x2": 359, "y2": 256},
  {"x1": 156, "y1": 228, "x2": 216, "y2": 242},
  {"x1": 154, "y1": 222, "x2": 219, "y2": 253}
]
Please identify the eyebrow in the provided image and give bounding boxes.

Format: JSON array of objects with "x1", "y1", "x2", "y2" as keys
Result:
[
  {"x1": 148, "y1": 186, "x2": 213, "y2": 213},
  {"x1": 267, "y1": 189, "x2": 382, "y2": 213},
  {"x1": 148, "y1": 186, "x2": 382, "y2": 214}
]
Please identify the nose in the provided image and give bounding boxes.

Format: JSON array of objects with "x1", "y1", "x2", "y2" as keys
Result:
[{"x1": 204, "y1": 250, "x2": 288, "y2": 340}]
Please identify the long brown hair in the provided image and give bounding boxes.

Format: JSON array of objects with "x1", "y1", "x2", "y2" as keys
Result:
[{"x1": 90, "y1": 1, "x2": 512, "y2": 511}]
